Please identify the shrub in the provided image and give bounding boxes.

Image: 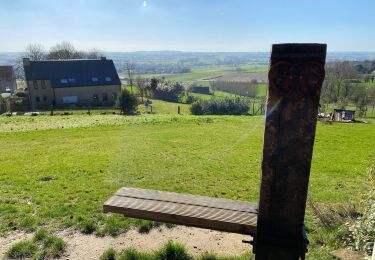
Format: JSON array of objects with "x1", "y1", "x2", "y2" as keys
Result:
[
  {"x1": 6, "y1": 240, "x2": 38, "y2": 259},
  {"x1": 154, "y1": 241, "x2": 192, "y2": 260},
  {"x1": 119, "y1": 88, "x2": 139, "y2": 115},
  {"x1": 100, "y1": 248, "x2": 117, "y2": 260},
  {"x1": 347, "y1": 188, "x2": 375, "y2": 255},
  {"x1": 190, "y1": 98, "x2": 249, "y2": 115},
  {"x1": 153, "y1": 81, "x2": 184, "y2": 102},
  {"x1": 190, "y1": 101, "x2": 203, "y2": 115}
]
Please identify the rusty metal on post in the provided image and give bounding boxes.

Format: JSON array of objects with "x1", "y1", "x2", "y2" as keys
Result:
[{"x1": 255, "y1": 44, "x2": 327, "y2": 259}]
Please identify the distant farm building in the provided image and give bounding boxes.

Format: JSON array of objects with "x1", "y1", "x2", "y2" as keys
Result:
[
  {"x1": 0, "y1": 66, "x2": 17, "y2": 93},
  {"x1": 333, "y1": 109, "x2": 355, "y2": 122},
  {"x1": 23, "y1": 57, "x2": 121, "y2": 110},
  {"x1": 190, "y1": 86, "x2": 210, "y2": 94}
]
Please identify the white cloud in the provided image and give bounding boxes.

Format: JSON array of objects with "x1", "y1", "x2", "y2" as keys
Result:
[{"x1": 143, "y1": 1, "x2": 147, "y2": 7}]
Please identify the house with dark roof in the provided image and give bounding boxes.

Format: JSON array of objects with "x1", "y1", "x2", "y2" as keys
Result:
[
  {"x1": 0, "y1": 66, "x2": 17, "y2": 93},
  {"x1": 23, "y1": 57, "x2": 121, "y2": 110}
]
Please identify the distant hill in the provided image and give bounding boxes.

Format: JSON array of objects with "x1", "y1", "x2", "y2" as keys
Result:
[{"x1": 2, "y1": 51, "x2": 375, "y2": 74}]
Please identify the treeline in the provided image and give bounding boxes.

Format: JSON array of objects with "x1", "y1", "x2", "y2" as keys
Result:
[
  {"x1": 321, "y1": 62, "x2": 375, "y2": 116},
  {"x1": 24, "y1": 42, "x2": 102, "y2": 61},
  {"x1": 190, "y1": 99, "x2": 249, "y2": 115},
  {"x1": 209, "y1": 80, "x2": 259, "y2": 97},
  {"x1": 119, "y1": 64, "x2": 191, "y2": 75}
]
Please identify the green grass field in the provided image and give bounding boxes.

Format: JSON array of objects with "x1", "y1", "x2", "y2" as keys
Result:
[
  {"x1": 134, "y1": 64, "x2": 268, "y2": 82},
  {"x1": 0, "y1": 113, "x2": 374, "y2": 257}
]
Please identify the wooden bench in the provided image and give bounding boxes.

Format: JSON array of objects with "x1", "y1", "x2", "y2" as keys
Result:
[{"x1": 103, "y1": 187, "x2": 258, "y2": 235}]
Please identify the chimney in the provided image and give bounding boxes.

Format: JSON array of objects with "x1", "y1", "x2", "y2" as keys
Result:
[
  {"x1": 100, "y1": 57, "x2": 106, "y2": 60},
  {"x1": 23, "y1": 58, "x2": 30, "y2": 66}
]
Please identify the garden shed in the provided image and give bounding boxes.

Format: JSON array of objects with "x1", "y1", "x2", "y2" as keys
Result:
[{"x1": 333, "y1": 109, "x2": 355, "y2": 122}]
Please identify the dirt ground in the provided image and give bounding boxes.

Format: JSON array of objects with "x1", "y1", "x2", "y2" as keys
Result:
[{"x1": 0, "y1": 226, "x2": 251, "y2": 259}]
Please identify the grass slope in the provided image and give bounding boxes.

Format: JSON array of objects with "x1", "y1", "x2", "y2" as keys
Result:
[
  {"x1": 0, "y1": 114, "x2": 374, "y2": 258},
  {"x1": 1, "y1": 115, "x2": 374, "y2": 236}
]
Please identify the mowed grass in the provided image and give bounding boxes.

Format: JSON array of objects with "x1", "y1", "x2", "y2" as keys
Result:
[{"x1": 0, "y1": 114, "x2": 374, "y2": 238}]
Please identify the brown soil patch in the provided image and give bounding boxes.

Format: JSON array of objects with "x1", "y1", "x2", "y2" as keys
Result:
[{"x1": 0, "y1": 226, "x2": 251, "y2": 259}]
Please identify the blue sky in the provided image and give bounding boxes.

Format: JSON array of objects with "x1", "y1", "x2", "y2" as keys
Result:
[{"x1": 0, "y1": 0, "x2": 374, "y2": 52}]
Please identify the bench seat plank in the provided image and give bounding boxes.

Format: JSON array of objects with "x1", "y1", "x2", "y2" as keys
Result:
[{"x1": 103, "y1": 187, "x2": 258, "y2": 235}]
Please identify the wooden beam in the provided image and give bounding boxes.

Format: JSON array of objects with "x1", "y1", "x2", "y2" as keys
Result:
[
  {"x1": 104, "y1": 187, "x2": 258, "y2": 235},
  {"x1": 255, "y1": 43, "x2": 327, "y2": 259}
]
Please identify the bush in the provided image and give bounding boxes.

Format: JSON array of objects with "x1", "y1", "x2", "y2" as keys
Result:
[
  {"x1": 189, "y1": 101, "x2": 203, "y2": 115},
  {"x1": 153, "y1": 81, "x2": 184, "y2": 102},
  {"x1": 190, "y1": 98, "x2": 249, "y2": 115},
  {"x1": 346, "y1": 167, "x2": 375, "y2": 256},
  {"x1": 119, "y1": 88, "x2": 139, "y2": 115}
]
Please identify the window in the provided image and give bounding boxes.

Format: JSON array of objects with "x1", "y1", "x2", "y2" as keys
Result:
[
  {"x1": 102, "y1": 93, "x2": 108, "y2": 101},
  {"x1": 112, "y1": 93, "x2": 117, "y2": 100},
  {"x1": 60, "y1": 79, "x2": 68, "y2": 84},
  {"x1": 41, "y1": 80, "x2": 46, "y2": 89},
  {"x1": 33, "y1": 80, "x2": 38, "y2": 89},
  {"x1": 35, "y1": 96, "x2": 40, "y2": 102},
  {"x1": 105, "y1": 76, "x2": 112, "y2": 82},
  {"x1": 68, "y1": 78, "x2": 76, "y2": 83},
  {"x1": 43, "y1": 96, "x2": 47, "y2": 101},
  {"x1": 91, "y1": 77, "x2": 99, "y2": 82},
  {"x1": 92, "y1": 94, "x2": 98, "y2": 100}
]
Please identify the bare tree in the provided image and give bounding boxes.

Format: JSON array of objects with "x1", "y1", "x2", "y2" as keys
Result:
[
  {"x1": 85, "y1": 48, "x2": 103, "y2": 59},
  {"x1": 135, "y1": 76, "x2": 148, "y2": 102},
  {"x1": 47, "y1": 41, "x2": 81, "y2": 60},
  {"x1": 25, "y1": 43, "x2": 45, "y2": 60},
  {"x1": 321, "y1": 61, "x2": 358, "y2": 110},
  {"x1": 126, "y1": 62, "x2": 136, "y2": 91},
  {"x1": 45, "y1": 42, "x2": 103, "y2": 60}
]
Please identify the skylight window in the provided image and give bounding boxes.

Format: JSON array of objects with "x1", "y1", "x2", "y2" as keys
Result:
[
  {"x1": 91, "y1": 77, "x2": 99, "y2": 82},
  {"x1": 60, "y1": 79, "x2": 68, "y2": 84},
  {"x1": 105, "y1": 76, "x2": 112, "y2": 82}
]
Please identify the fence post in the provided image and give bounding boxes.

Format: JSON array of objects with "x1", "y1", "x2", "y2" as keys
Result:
[
  {"x1": 255, "y1": 44, "x2": 326, "y2": 259},
  {"x1": 178, "y1": 105, "x2": 181, "y2": 114}
]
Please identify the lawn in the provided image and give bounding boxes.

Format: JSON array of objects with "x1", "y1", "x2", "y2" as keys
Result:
[{"x1": 0, "y1": 114, "x2": 374, "y2": 257}]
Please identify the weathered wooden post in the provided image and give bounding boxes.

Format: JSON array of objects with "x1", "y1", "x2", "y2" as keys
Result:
[
  {"x1": 255, "y1": 44, "x2": 326, "y2": 259},
  {"x1": 178, "y1": 105, "x2": 181, "y2": 114}
]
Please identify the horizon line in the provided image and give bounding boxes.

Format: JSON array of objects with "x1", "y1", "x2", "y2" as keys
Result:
[{"x1": 2, "y1": 50, "x2": 375, "y2": 53}]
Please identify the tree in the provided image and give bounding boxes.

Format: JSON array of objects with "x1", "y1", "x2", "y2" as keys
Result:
[
  {"x1": 150, "y1": 78, "x2": 158, "y2": 93},
  {"x1": 25, "y1": 43, "x2": 45, "y2": 60},
  {"x1": 135, "y1": 77, "x2": 148, "y2": 102},
  {"x1": 321, "y1": 61, "x2": 358, "y2": 110},
  {"x1": 47, "y1": 42, "x2": 80, "y2": 60},
  {"x1": 126, "y1": 62, "x2": 136, "y2": 92},
  {"x1": 118, "y1": 88, "x2": 138, "y2": 114}
]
